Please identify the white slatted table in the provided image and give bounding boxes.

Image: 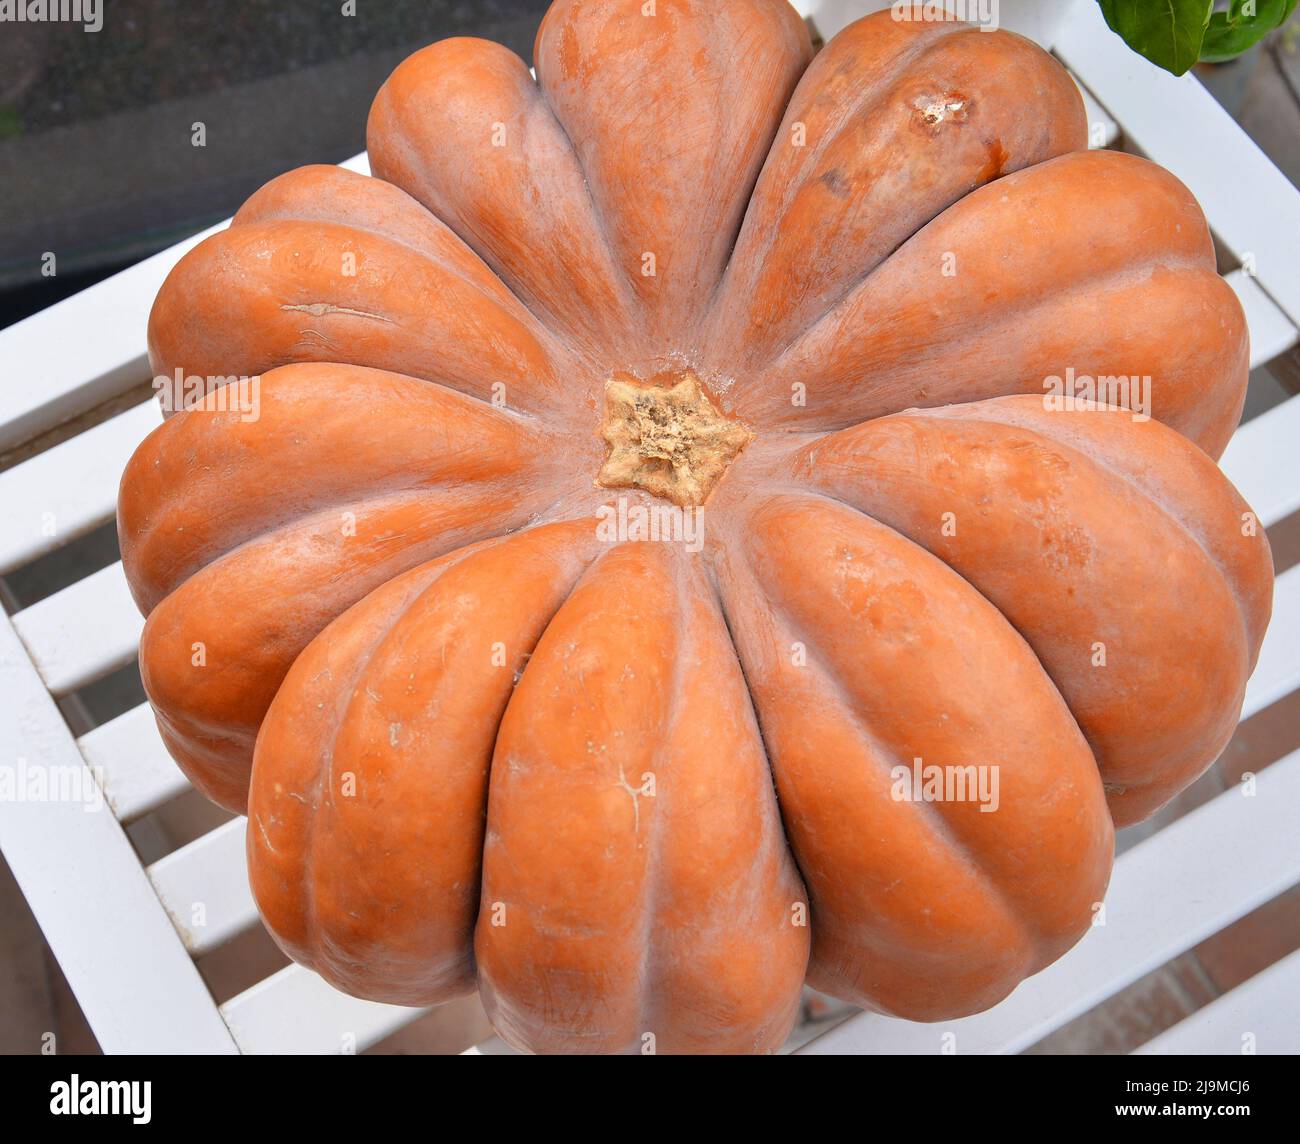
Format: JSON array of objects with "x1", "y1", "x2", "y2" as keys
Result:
[{"x1": 1, "y1": 0, "x2": 1298, "y2": 1054}]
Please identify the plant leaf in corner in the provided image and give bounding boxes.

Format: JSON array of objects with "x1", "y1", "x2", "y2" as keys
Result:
[
  {"x1": 1097, "y1": 0, "x2": 1212, "y2": 75},
  {"x1": 1202, "y1": 0, "x2": 1298, "y2": 63}
]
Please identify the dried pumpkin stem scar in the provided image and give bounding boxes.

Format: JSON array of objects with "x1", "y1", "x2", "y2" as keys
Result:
[{"x1": 597, "y1": 369, "x2": 753, "y2": 507}]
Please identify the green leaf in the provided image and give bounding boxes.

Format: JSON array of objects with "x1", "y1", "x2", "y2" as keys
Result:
[
  {"x1": 1201, "y1": 0, "x2": 1298, "y2": 62},
  {"x1": 1097, "y1": 0, "x2": 1213, "y2": 75}
]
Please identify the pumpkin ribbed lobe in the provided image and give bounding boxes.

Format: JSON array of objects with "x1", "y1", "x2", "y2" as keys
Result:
[
  {"x1": 247, "y1": 521, "x2": 605, "y2": 1005},
  {"x1": 596, "y1": 369, "x2": 754, "y2": 507}
]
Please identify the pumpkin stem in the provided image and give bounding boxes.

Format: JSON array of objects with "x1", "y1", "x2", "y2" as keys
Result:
[{"x1": 596, "y1": 369, "x2": 752, "y2": 507}]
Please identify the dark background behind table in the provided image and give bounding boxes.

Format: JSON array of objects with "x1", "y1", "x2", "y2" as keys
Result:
[{"x1": 0, "y1": 0, "x2": 550, "y2": 326}]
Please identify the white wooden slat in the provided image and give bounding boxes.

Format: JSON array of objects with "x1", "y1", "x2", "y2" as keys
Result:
[
  {"x1": 1056, "y1": 0, "x2": 1300, "y2": 328},
  {"x1": 796, "y1": 0, "x2": 925, "y2": 40},
  {"x1": 147, "y1": 819, "x2": 256, "y2": 955},
  {"x1": 11, "y1": 561, "x2": 141, "y2": 695},
  {"x1": 804, "y1": 0, "x2": 1087, "y2": 50},
  {"x1": 798, "y1": 748, "x2": 1300, "y2": 1054},
  {"x1": 77, "y1": 703, "x2": 189, "y2": 823},
  {"x1": 1227, "y1": 270, "x2": 1300, "y2": 370},
  {"x1": 0, "y1": 152, "x2": 370, "y2": 453},
  {"x1": 1220, "y1": 395, "x2": 1300, "y2": 530},
  {"x1": 0, "y1": 227, "x2": 217, "y2": 452},
  {"x1": 1241, "y1": 564, "x2": 1300, "y2": 720},
  {"x1": 0, "y1": 401, "x2": 161, "y2": 576},
  {"x1": 462, "y1": 1019, "x2": 851, "y2": 1055},
  {"x1": 1134, "y1": 948, "x2": 1300, "y2": 1055},
  {"x1": 0, "y1": 614, "x2": 237, "y2": 1052},
  {"x1": 1073, "y1": 76, "x2": 1121, "y2": 149},
  {"x1": 221, "y1": 964, "x2": 427, "y2": 1055},
  {"x1": 463, "y1": 1037, "x2": 515, "y2": 1055}
]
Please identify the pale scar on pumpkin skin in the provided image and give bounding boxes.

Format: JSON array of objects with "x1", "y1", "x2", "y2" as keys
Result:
[
  {"x1": 914, "y1": 92, "x2": 970, "y2": 130},
  {"x1": 596, "y1": 368, "x2": 754, "y2": 507},
  {"x1": 280, "y1": 302, "x2": 394, "y2": 323},
  {"x1": 615, "y1": 761, "x2": 646, "y2": 836}
]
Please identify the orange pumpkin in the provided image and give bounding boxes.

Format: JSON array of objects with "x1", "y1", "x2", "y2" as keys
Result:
[{"x1": 121, "y1": 2, "x2": 1272, "y2": 1053}]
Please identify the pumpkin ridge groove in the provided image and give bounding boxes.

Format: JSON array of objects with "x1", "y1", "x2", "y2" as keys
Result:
[
  {"x1": 528, "y1": 68, "x2": 644, "y2": 337},
  {"x1": 235, "y1": 180, "x2": 560, "y2": 341},
  {"x1": 771, "y1": 479, "x2": 1109, "y2": 795},
  {"x1": 787, "y1": 423, "x2": 1260, "y2": 818},
  {"x1": 753, "y1": 252, "x2": 1221, "y2": 430},
  {"x1": 711, "y1": 532, "x2": 1061, "y2": 1013},
  {"x1": 704, "y1": 555, "x2": 800, "y2": 883},
  {"x1": 765, "y1": 222, "x2": 1211, "y2": 382},
  {"x1": 138, "y1": 481, "x2": 561, "y2": 616},
  {"x1": 900, "y1": 401, "x2": 1266, "y2": 658},
  {"x1": 367, "y1": 42, "x2": 646, "y2": 360},
  {"x1": 137, "y1": 495, "x2": 566, "y2": 805},
  {"x1": 348, "y1": 525, "x2": 602, "y2": 991},
  {"x1": 713, "y1": 21, "x2": 973, "y2": 324},
  {"x1": 124, "y1": 382, "x2": 562, "y2": 605},
  {"x1": 739, "y1": 552, "x2": 1049, "y2": 964},
  {"x1": 630, "y1": 548, "x2": 687, "y2": 1048},
  {"x1": 302, "y1": 197, "x2": 607, "y2": 375},
  {"x1": 153, "y1": 218, "x2": 571, "y2": 415},
  {"x1": 297, "y1": 555, "x2": 463, "y2": 977},
  {"x1": 272, "y1": 523, "x2": 604, "y2": 990}
]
